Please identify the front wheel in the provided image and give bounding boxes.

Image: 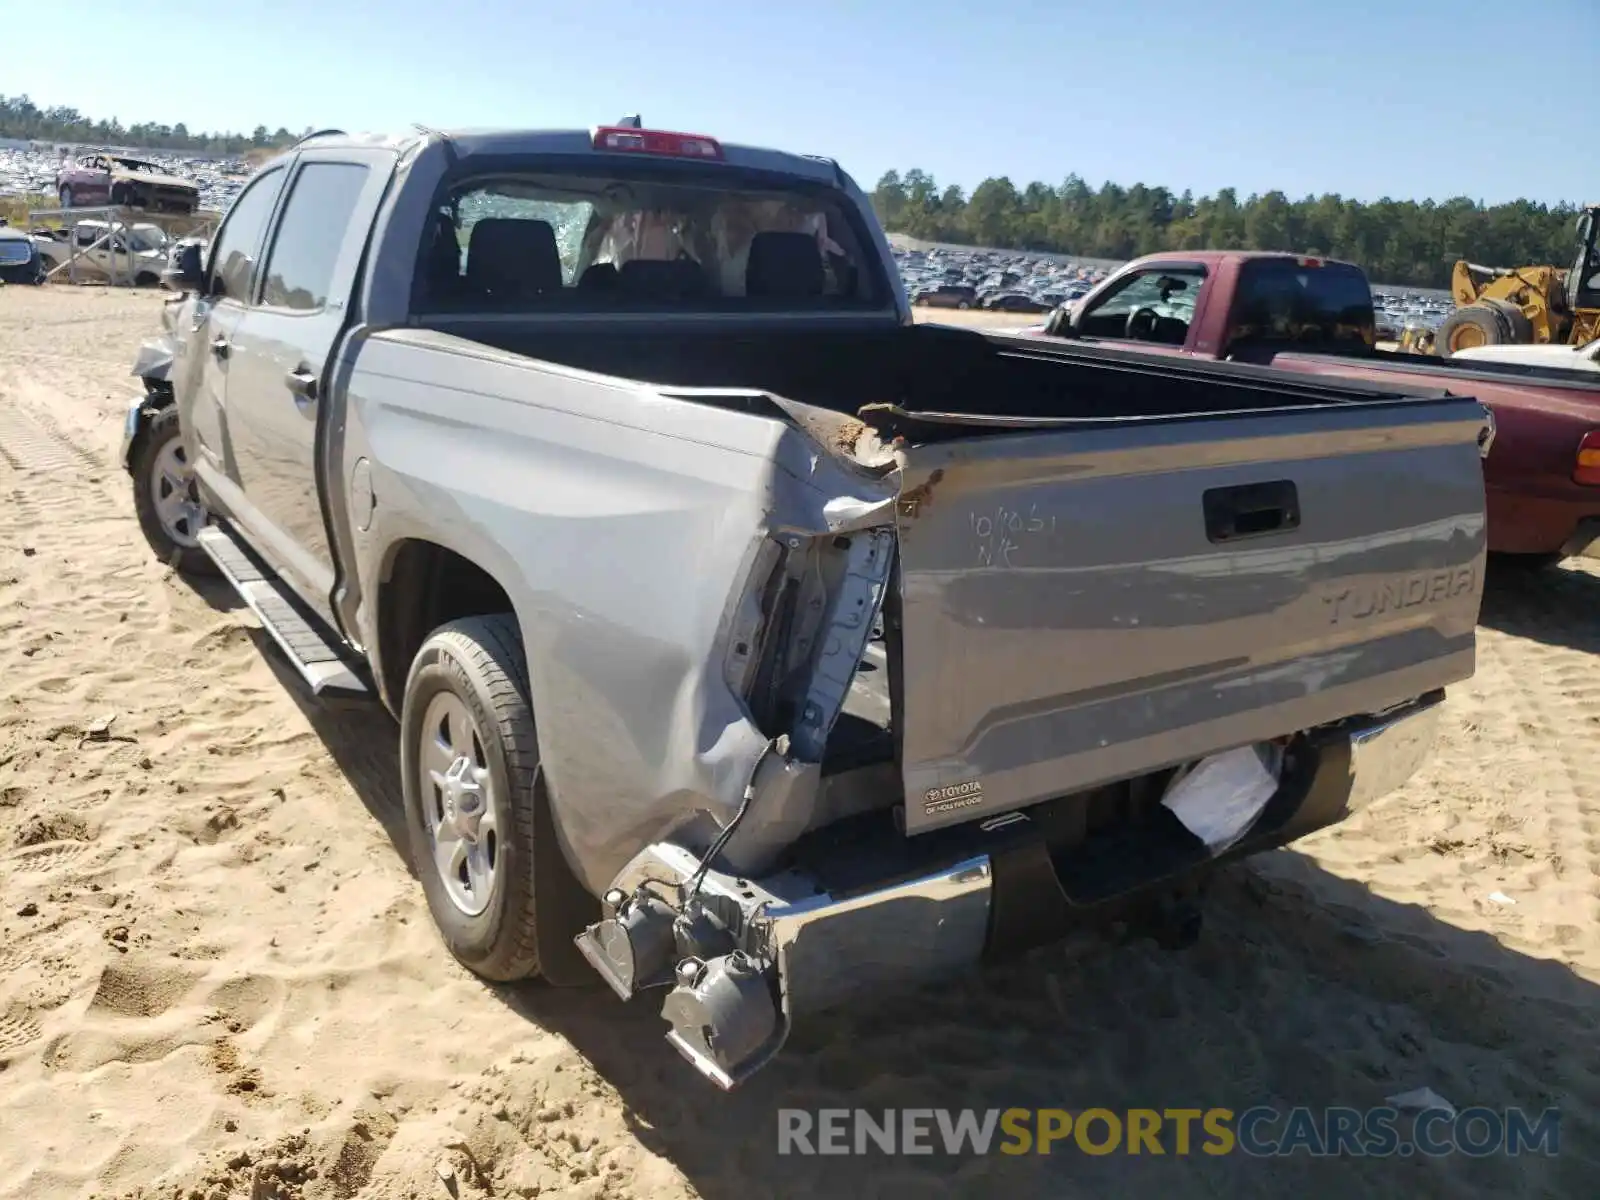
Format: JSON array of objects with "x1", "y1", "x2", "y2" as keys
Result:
[
  {"x1": 400, "y1": 615, "x2": 594, "y2": 983},
  {"x1": 130, "y1": 406, "x2": 216, "y2": 574}
]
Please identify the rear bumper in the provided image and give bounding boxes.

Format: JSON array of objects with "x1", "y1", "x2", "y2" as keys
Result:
[
  {"x1": 580, "y1": 692, "x2": 1444, "y2": 1087},
  {"x1": 1487, "y1": 485, "x2": 1600, "y2": 556}
]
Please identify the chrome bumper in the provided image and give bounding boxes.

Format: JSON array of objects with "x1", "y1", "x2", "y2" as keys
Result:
[
  {"x1": 1344, "y1": 693, "x2": 1444, "y2": 813},
  {"x1": 580, "y1": 693, "x2": 1445, "y2": 1088}
]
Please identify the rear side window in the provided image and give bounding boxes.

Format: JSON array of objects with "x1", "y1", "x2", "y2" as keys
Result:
[
  {"x1": 259, "y1": 163, "x2": 371, "y2": 311},
  {"x1": 414, "y1": 167, "x2": 883, "y2": 314},
  {"x1": 1230, "y1": 260, "x2": 1375, "y2": 352}
]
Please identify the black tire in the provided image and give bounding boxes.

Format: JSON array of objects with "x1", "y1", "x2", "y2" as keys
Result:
[
  {"x1": 399, "y1": 614, "x2": 595, "y2": 984},
  {"x1": 130, "y1": 405, "x2": 217, "y2": 575},
  {"x1": 134, "y1": 271, "x2": 159, "y2": 287},
  {"x1": 1435, "y1": 304, "x2": 1511, "y2": 357},
  {"x1": 110, "y1": 182, "x2": 130, "y2": 206},
  {"x1": 1480, "y1": 299, "x2": 1534, "y2": 343}
]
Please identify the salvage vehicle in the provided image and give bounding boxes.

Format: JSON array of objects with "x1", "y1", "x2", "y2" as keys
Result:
[
  {"x1": 0, "y1": 220, "x2": 44, "y2": 283},
  {"x1": 56, "y1": 151, "x2": 201, "y2": 214},
  {"x1": 35, "y1": 219, "x2": 170, "y2": 284},
  {"x1": 1027, "y1": 251, "x2": 1600, "y2": 564},
  {"x1": 122, "y1": 124, "x2": 1490, "y2": 1088}
]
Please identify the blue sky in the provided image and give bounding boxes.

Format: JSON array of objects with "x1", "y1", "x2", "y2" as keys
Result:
[{"x1": 7, "y1": 0, "x2": 1594, "y2": 206}]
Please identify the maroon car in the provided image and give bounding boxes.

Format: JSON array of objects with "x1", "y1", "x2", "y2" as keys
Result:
[
  {"x1": 1022, "y1": 251, "x2": 1600, "y2": 565},
  {"x1": 56, "y1": 152, "x2": 201, "y2": 215}
]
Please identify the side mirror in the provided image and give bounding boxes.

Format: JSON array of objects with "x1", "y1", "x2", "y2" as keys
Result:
[
  {"x1": 1043, "y1": 303, "x2": 1077, "y2": 338},
  {"x1": 162, "y1": 241, "x2": 205, "y2": 293}
]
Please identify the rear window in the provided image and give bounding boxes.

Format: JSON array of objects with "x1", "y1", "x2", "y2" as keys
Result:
[
  {"x1": 1229, "y1": 259, "x2": 1375, "y2": 352},
  {"x1": 414, "y1": 168, "x2": 884, "y2": 314}
]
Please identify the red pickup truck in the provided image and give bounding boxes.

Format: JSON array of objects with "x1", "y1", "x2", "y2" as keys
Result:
[{"x1": 1023, "y1": 251, "x2": 1600, "y2": 564}]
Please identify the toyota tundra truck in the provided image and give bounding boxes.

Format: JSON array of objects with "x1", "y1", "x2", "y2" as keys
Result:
[{"x1": 122, "y1": 124, "x2": 1490, "y2": 1088}]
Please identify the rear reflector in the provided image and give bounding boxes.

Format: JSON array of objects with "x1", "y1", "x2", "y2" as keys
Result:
[
  {"x1": 1575, "y1": 430, "x2": 1600, "y2": 486},
  {"x1": 592, "y1": 127, "x2": 723, "y2": 159}
]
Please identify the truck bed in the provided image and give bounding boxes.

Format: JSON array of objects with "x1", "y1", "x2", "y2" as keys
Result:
[
  {"x1": 387, "y1": 320, "x2": 1490, "y2": 838},
  {"x1": 453, "y1": 321, "x2": 1465, "y2": 421}
]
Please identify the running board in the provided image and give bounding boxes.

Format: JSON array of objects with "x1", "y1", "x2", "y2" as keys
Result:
[{"x1": 197, "y1": 524, "x2": 371, "y2": 699}]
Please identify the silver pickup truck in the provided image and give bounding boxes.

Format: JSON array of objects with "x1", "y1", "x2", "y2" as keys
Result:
[{"x1": 122, "y1": 123, "x2": 1491, "y2": 1089}]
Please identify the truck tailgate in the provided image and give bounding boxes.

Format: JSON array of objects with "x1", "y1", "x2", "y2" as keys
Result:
[{"x1": 884, "y1": 398, "x2": 1489, "y2": 835}]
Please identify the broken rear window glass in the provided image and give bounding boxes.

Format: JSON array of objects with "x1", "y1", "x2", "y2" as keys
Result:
[{"x1": 414, "y1": 169, "x2": 882, "y2": 313}]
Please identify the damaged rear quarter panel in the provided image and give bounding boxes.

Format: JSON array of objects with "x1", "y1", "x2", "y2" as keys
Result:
[{"x1": 341, "y1": 331, "x2": 896, "y2": 895}]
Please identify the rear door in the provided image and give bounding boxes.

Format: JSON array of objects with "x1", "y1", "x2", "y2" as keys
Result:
[
  {"x1": 221, "y1": 149, "x2": 392, "y2": 620},
  {"x1": 889, "y1": 397, "x2": 1489, "y2": 835}
]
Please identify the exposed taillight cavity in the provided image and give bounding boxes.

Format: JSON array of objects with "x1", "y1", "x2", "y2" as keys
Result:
[
  {"x1": 1575, "y1": 430, "x2": 1600, "y2": 486},
  {"x1": 592, "y1": 127, "x2": 723, "y2": 160}
]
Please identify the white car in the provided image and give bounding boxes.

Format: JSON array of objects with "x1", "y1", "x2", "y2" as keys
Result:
[
  {"x1": 34, "y1": 220, "x2": 171, "y2": 285},
  {"x1": 1452, "y1": 339, "x2": 1600, "y2": 373}
]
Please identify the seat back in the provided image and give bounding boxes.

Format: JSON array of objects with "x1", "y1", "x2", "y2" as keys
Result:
[{"x1": 465, "y1": 218, "x2": 562, "y2": 301}]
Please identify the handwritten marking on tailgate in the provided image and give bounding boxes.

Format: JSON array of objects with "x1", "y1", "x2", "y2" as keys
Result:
[
  {"x1": 924, "y1": 779, "x2": 985, "y2": 816},
  {"x1": 1322, "y1": 567, "x2": 1476, "y2": 625},
  {"x1": 970, "y1": 505, "x2": 1058, "y2": 568}
]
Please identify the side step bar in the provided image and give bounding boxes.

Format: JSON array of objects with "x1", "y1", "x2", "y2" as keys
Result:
[{"x1": 197, "y1": 523, "x2": 371, "y2": 699}]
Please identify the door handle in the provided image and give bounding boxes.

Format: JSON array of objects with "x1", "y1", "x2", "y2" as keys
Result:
[
  {"x1": 1202, "y1": 480, "x2": 1301, "y2": 543},
  {"x1": 210, "y1": 336, "x2": 230, "y2": 360},
  {"x1": 285, "y1": 367, "x2": 319, "y2": 404}
]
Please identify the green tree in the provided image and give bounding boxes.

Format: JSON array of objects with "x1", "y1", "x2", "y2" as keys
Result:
[{"x1": 867, "y1": 164, "x2": 1581, "y2": 287}]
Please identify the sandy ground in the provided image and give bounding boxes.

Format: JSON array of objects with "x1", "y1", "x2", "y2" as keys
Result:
[{"x1": 1, "y1": 285, "x2": 1597, "y2": 1199}]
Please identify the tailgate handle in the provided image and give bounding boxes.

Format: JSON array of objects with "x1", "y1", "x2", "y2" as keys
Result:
[{"x1": 1203, "y1": 480, "x2": 1300, "y2": 543}]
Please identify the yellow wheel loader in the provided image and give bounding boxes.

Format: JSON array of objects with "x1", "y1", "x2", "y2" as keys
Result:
[{"x1": 1433, "y1": 204, "x2": 1600, "y2": 357}]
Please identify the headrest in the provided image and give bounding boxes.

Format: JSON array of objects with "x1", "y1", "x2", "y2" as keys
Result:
[
  {"x1": 746, "y1": 231, "x2": 824, "y2": 299},
  {"x1": 578, "y1": 262, "x2": 620, "y2": 291},
  {"x1": 465, "y1": 218, "x2": 562, "y2": 299}
]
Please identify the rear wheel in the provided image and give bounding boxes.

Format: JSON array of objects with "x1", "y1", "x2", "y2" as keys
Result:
[
  {"x1": 400, "y1": 614, "x2": 595, "y2": 983},
  {"x1": 1435, "y1": 304, "x2": 1511, "y2": 357},
  {"x1": 130, "y1": 406, "x2": 216, "y2": 575}
]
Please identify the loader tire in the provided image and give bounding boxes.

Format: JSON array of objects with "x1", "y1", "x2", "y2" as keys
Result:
[
  {"x1": 1435, "y1": 305, "x2": 1511, "y2": 357},
  {"x1": 1480, "y1": 299, "x2": 1535, "y2": 344}
]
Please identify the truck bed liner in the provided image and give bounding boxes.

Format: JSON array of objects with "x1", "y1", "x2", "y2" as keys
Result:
[{"x1": 434, "y1": 322, "x2": 1457, "y2": 424}]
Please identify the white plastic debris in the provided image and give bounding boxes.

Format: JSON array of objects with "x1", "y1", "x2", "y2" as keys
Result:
[
  {"x1": 1161, "y1": 743, "x2": 1282, "y2": 854},
  {"x1": 1386, "y1": 1087, "x2": 1457, "y2": 1117},
  {"x1": 1488, "y1": 891, "x2": 1516, "y2": 906}
]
